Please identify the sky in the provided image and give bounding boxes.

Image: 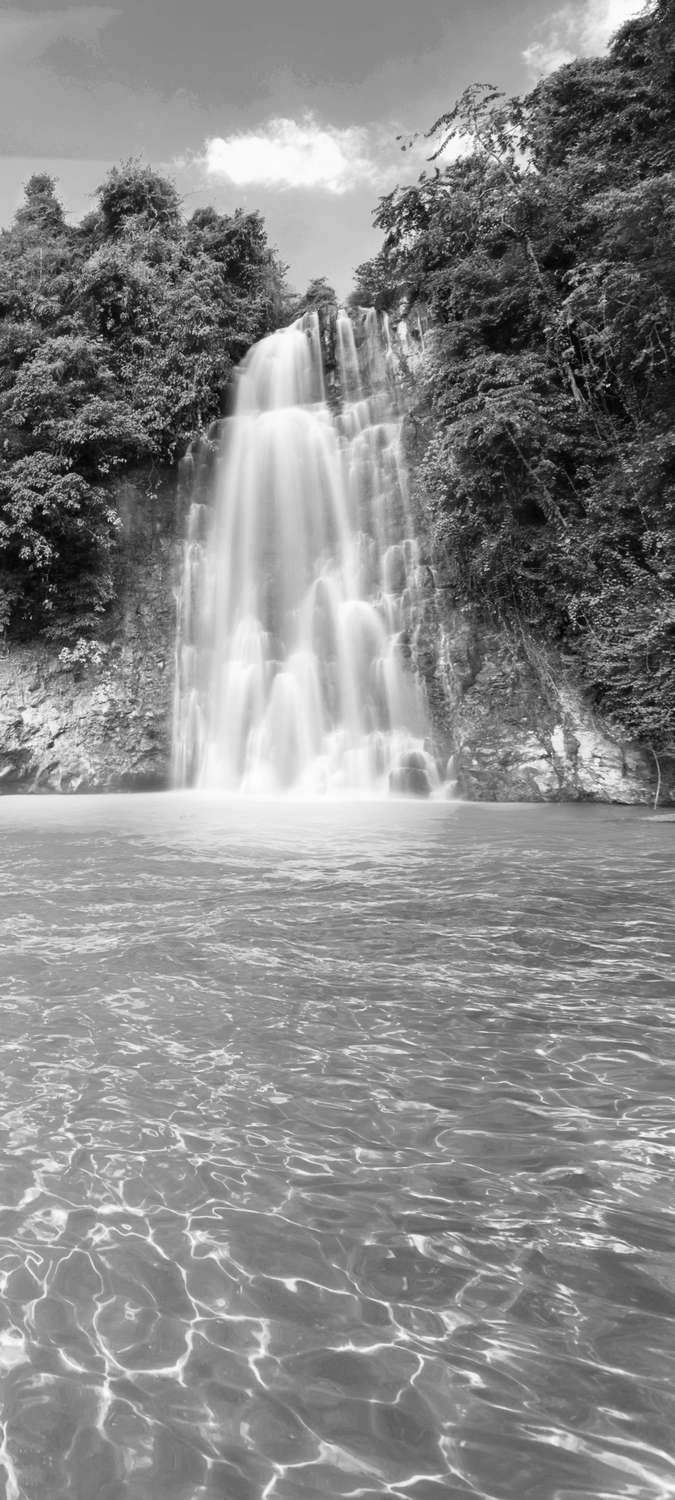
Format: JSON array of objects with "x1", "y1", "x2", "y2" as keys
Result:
[{"x1": 0, "y1": 0, "x2": 649, "y2": 295}]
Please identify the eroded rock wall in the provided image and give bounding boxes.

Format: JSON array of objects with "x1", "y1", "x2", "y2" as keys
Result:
[
  {"x1": 0, "y1": 473, "x2": 179, "y2": 794},
  {"x1": 417, "y1": 601, "x2": 672, "y2": 805}
]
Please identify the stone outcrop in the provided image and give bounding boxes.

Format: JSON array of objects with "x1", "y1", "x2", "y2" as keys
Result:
[
  {"x1": 418, "y1": 604, "x2": 672, "y2": 805},
  {"x1": 0, "y1": 544, "x2": 175, "y2": 795}
]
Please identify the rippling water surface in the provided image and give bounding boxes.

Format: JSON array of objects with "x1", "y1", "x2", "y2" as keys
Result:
[{"x1": 0, "y1": 795, "x2": 674, "y2": 1500}]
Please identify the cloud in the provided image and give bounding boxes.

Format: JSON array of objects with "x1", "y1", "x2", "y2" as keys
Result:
[
  {"x1": 198, "y1": 115, "x2": 386, "y2": 195},
  {"x1": 524, "y1": 0, "x2": 652, "y2": 76},
  {"x1": 0, "y1": 6, "x2": 118, "y2": 63}
]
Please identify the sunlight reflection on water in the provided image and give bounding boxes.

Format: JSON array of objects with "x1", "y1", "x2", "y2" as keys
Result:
[{"x1": 0, "y1": 795, "x2": 674, "y2": 1499}]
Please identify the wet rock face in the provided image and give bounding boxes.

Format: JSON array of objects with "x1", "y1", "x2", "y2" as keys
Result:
[
  {"x1": 415, "y1": 605, "x2": 672, "y2": 806},
  {"x1": 0, "y1": 545, "x2": 176, "y2": 795}
]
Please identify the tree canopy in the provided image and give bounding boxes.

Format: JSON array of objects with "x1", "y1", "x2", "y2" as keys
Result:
[
  {"x1": 0, "y1": 162, "x2": 287, "y2": 639},
  {"x1": 354, "y1": 0, "x2": 675, "y2": 755}
]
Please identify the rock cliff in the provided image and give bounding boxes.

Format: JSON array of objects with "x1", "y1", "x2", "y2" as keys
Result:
[
  {"x1": 0, "y1": 473, "x2": 178, "y2": 794},
  {"x1": 0, "y1": 548, "x2": 175, "y2": 794},
  {"x1": 416, "y1": 601, "x2": 671, "y2": 805}
]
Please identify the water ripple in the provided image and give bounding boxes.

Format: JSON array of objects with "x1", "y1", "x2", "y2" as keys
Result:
[{"x1": 0, "y1": 797, "x2": 673, "y2": 1498}]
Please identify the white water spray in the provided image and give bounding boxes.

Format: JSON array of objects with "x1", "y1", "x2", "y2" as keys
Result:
[{"x1": 172, "y1": 307, "x2": 437, "y2": 796}]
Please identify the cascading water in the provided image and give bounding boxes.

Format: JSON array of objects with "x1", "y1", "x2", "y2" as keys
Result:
[{"x1": 172, "y1": 306, "x2": 439, "y2": 796}]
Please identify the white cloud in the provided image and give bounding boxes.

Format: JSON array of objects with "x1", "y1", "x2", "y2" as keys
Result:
[
  {"x1": 524, "y1": 0, "x2": 652, "y2": 76},
  {"x1": 581, "y1": 0, "x2": 651, "y2": 49},
  {"x1": 524, "y1": 37, "x2": 575, "y2": 74},
  {"x1": 198, "y1": 116, "x2": 384, "y2": 195}
]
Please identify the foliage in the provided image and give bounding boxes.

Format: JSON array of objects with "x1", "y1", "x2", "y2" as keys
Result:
[
  {"x1": 348, "y1": 253, "x2": 398, "y2": 312},
  {"x1": 288, "y1": 277, "x2": 338, "y2": 318},
  {"x1": 356, "y1": 1, "x2": 675, "y2": 753},
  {"x1": 0, "y1": 452, "x2": 118, "y2": 637},
  {"x1": 0, "y1": 163, "x2": 286, "y2": 637},
  {"x1": 95, "y1": 162, "x2": 182, "y2": 239}
]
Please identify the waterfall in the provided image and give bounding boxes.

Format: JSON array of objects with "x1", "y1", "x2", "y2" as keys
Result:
[{"x1": 172, "y1": 307, "x2": 439, "y2": 797}]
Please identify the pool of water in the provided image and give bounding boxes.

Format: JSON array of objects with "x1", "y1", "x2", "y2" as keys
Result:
[{"x1": 0, "y1": 795, "x2": 674, "y2": 1499}]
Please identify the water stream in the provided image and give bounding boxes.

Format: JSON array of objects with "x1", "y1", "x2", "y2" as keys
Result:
[{"x1": 172, "y1": 309, "x2": 437, "y2": 796}]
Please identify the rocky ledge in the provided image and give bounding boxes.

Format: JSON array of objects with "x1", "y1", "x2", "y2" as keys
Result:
[
  {"x1": 0, "y1": 549, "x2": 174, "y2": 795},
  {"x1": 426, "y1": 609, "x2": 673, "y2": 806}
]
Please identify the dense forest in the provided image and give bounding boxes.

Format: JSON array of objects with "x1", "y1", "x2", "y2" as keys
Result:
[
  {"x1": 0, "y1": 165, "x2": 286, "y2": 641},
  {"x1": 354, "y1": 0, "x2": 674, "y2": 756}
]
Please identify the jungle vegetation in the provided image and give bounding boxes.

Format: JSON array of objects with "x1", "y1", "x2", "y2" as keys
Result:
[
  {"x1": 353, "y1": 0, "x2": 674, "y2": 753},
  {"x1": 0, "y1": 164, "x2": 286, "y2": 639}
]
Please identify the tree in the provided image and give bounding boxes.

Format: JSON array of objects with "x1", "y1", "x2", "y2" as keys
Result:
[
  {"x1": 347, "y1": 252, "x2": 397, "y2": 312},
  {"x1": 0, "y1": 166, "x2": 288, "y2": 638},
  {"x1": 290, "y1": 277, "x2": 338, "y2": 318},
  {"x1": 14, "y1": 174, "x2": 66, "y2": 235},
  {"x1": 96, "y1": 161, "x2": 182, "y2": 238},
  {"x1": 355, "y1": 0, "x2": 675, "y2": 754}
]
